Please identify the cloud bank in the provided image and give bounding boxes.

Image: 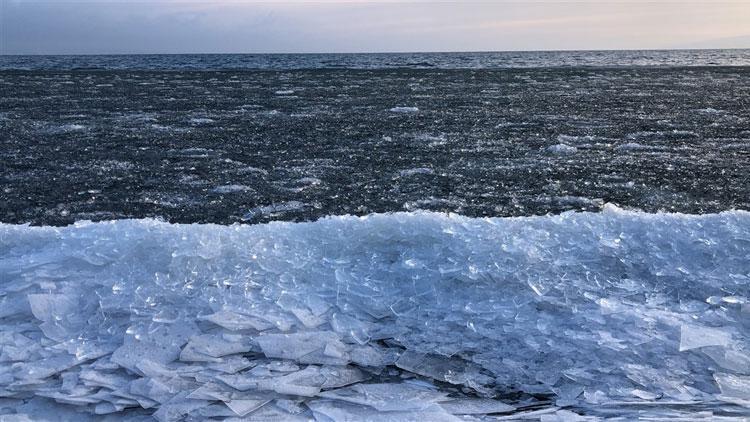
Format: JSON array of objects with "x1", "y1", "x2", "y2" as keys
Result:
[{"x1": 1, "y1": 1, "x2": 748, "y2": 54}]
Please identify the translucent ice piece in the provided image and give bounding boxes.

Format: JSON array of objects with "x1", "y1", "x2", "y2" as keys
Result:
[
  {"x1": 256, "y1": 331, "x2": 349, "y2": 365},
  {"x1": 439, "y1": 398, "x2": 515, "y2": 415},
  {"x1": 152, "y1": 392, "x2": 209, "y2": 422},
  {"x1": 308, "y1": 400, "x2": 461, "y2": 422},
  {"x1": 396, "y1": 351, "x2": 476, "y2": 385},
  {"x1": 714, "y1": 373, "x2": 750, "y2": 401},
  {"x1": 319, "y1": 383, "x2": 449, "y2": 411},
  {"x1": 27, "y1": 294, "x2": 79, "y2": 323},
  {"x1": 225, "y1": 399, "x2": 270, "y2": 417},
  {"x1": 679, "y1": 325, "x2": 732, "y2": 351},
  {"x1": 200, "y1": 310, "x2": 274, "y2": 331},
  {"x1": 179, "y1": 334, "x2": 252, "y2": 362}
]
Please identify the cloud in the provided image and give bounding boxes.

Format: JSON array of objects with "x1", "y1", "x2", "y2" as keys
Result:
[{"x1": 1, "y1": 1, "x2": 749, "y2": 54}]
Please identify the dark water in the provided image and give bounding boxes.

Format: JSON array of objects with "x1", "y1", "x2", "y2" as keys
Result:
[
  {"x1": 1, "y1": 52, "x2": 749, "y2": 225},
  {"x1": 2, "y1": 49, "x2": 750, "y2": 70},
  {"x1": 2, "y1": 52, "x2": 750, "y2": 420}
]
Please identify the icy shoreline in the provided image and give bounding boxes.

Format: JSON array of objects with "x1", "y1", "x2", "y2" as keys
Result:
[{"x1": 2, "y1": 206, "x2": 750, "y2": 420}]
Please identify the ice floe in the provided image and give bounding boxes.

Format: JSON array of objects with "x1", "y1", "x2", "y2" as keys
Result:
[
  {"x1": 546, "y1": 144, "x2": 578, "y2": 155},
  {"x1": 389, "y1": 106, "x2": 419, "y2": 113}
]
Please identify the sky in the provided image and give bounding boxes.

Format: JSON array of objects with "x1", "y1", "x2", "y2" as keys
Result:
[{"x1": 1, "y1": 1, "x2": 749, "y2": 54}]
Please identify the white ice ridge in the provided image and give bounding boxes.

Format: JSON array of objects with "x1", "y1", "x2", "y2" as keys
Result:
[{"x1": 1, "y1": 206, "x2": 750, "y2": 420}]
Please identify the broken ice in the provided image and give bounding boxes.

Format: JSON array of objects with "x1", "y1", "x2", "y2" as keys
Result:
[{"x1": 1, "y1": 206, "x2": 750, "y2": 419}]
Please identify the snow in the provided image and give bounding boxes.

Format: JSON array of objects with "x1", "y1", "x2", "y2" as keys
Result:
[{"x1": 1, "y1": 206, "x2": 750, "y2": 419}]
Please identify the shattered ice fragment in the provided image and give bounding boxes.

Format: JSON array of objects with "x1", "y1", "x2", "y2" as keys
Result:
[
  {"x1": 27, "y1": 294, "x2": 79, "y2": 322},
  {"x1": 396, "y1": 350, "x2": 478, "y2": 385},
  {"x1": 309, "y1": 400, "x2": 461, "y2": 422},
  {"x1": 389, "y1": 106, "x2": 419, "y2": 113},
  {"x1": 319, "y1": 383, "x2": 449, "y2": 411},
  {"x1": 439, "y1": 398, "x2": 515, "y2": 415},
  {"x1": 180, "y1": 334, "x2": 252, "y2": 362},
  {"x1": 679, "y1": 325, "x2": 732, "y2": 351},
  {"x1": 200, "y1": 310, "x2": 274, "y2": 331},
  {"x1": 546, "y1": 144, "x2": 578, "y2": 155},
  {"x1": 225, "y1": 399, "x2": 269, "y2": 417},
  {"x1": 714, "y1": 373, "x2": 750, "y2": 401},
  {"x1": 257, "y1": 331, "x2": 349, "y2": 365}
]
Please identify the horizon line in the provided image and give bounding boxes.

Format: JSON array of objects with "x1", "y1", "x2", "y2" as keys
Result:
[{"x1": 2, "y1": 47, "x2": 750, "y2": 57}]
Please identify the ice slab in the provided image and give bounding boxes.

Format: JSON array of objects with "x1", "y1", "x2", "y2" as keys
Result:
[
  {"x1": 319, "y1": 383, "x2": 449, "y2": 411},
  {"x1": 439, "y1": 398, "x2": 515, "y2": 415},
  {"x1": 679, "y1": 324, "x2": 732, "y2": 351}
]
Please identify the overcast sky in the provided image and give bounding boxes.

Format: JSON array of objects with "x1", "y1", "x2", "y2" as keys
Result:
[{"x1": 1, "y1": 1, "x2": 749, "y2": 54}]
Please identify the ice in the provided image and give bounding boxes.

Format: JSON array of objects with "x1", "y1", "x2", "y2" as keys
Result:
[
  {"x1": 212, "y1": 185, "x2": 252, "y2": 194},
  {"x1": 389, "y1": 106, "x2": 419, "y2": 113},
  {"x1": 319, "y1": 383, "x2": 449, "y2": 411},
  {"x1": 188, "y1": 117, "x2": 214, "y2": 124},
  {"x1": 308, "y1": 400, "x2": 461, "y2": 422},
  {"x1": 241, "y1": 201, "x2": 308, "y2": 221},
  {"x1": 256, "y1": 332, "x2": 349, "y2": 365},
  {"x1": 225, "y1": 399, "x2": 269, "y2": 416},
  {"x1": 2, "y1": 207, "x2": 750, "y2": 418},
  {"x1": 200, "y1": 310, "x2": 274, "y2": 331},
  {"x1": 715, "y1": 374, "x2": 750, "y2": 402},
  {"x1": 615, "y1": 142, "x2": 657, "y2": 151},
  {"x1": 180, "y1": 334, "x2": 252, "y2": 361},
  {"x1": 679, "y1": 324, "x2": 732, "y2": 351},
  {"x1": 439, "y1": 398, "x2": 515, "y2": 415},
  {"x1": 546, "y1": 143, "x2": 578, "y2": 155},
  {"x1": 398, "y1": 167, "x2": 434, "y2": 177},
  {"x1": 395, "y1": 351, "x2": 486, "y2": 385}
]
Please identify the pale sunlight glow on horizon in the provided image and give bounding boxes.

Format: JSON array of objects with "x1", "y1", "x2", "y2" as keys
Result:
[{"x1": 1, "y1": 0, "x2": 749, "y2": 54}]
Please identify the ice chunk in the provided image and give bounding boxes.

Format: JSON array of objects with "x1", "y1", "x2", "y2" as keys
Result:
[
  {"x1": 225, "y1": 399, "x2": 269, "y2": 416},
  {"x1": 389, "y1": 106, "x2": 419, "y2": 113},
  {"x1": 189, "y1": 117, "x2": 214, "y2": 124},
  {"x1": 200, "y1": 310, "x2": 274, "y2": 331},
  {"x1": 319, "y1": 383, "x2": 449, "y2": 411},
  {"x1": 257, "y1": 331, "x2": 349, "y2": 365},
  {"x1": 679, "y1": 325, "x2": 732, "y2": 351},
  {"x1": 180, "y1": 334, "x2": 252, "y2": 362},
  {"x1": 399, "y1": 167, "x2": 434, "y2": 178},
  {"x1": 546, "y1": 144, "x2": 578, "y2": 155},
  {"x1": 13, "y1": 355, "x2": 80, "y2": 381},
  {"x1": 714, "y1": 373, "x2": 750, "y2": 401},
  {"x1": 212, "y1": 184, "x2": 252, "y2": 194},
  {"x1": 27, "y1": 294, "x2": 79, "y2": 322},
  {"x1": 439, "y1": 398, "x2": 515, "y2": 415},
  {"x1": 540, "y1": 409, "x2": 589, "y2": 421},
  {"x1": 309, "y1": 400, "x2": 461, "y2": 421},
  {"x1": 395, "y1": 351, "x2": 487, "y2": 386},
  {"x1": 152, "y1": 392, "x2": 209, "y2": 422}
]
